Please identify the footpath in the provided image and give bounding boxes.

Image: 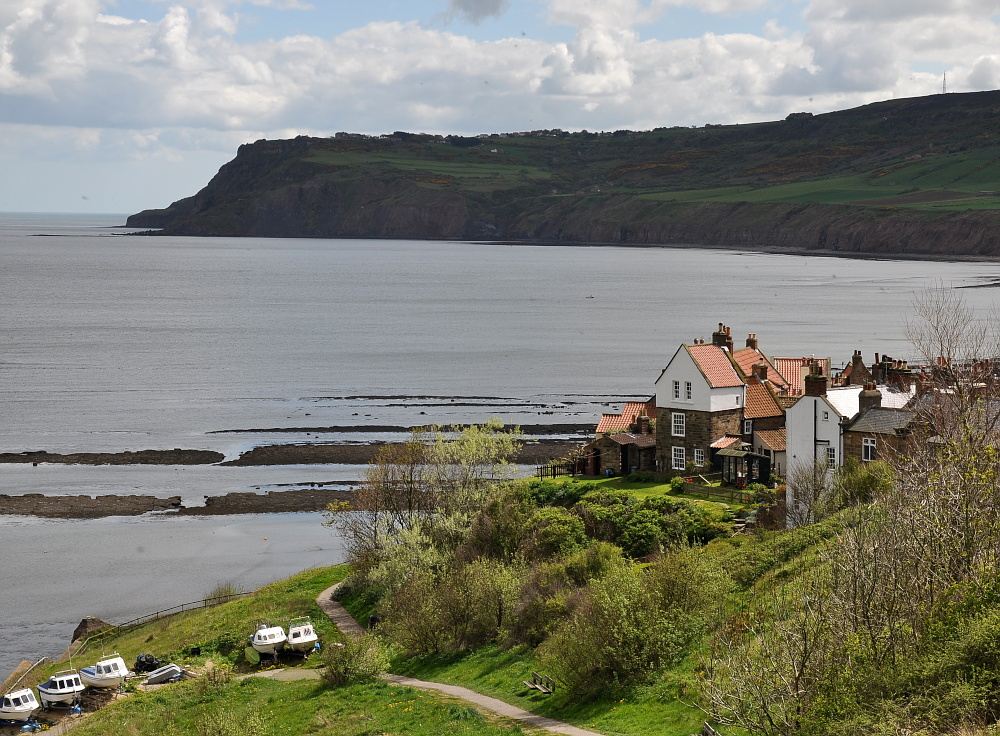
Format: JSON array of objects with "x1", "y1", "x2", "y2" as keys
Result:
[{"x1": 314, "y1": 583, "x2": 606, "y2": 736}]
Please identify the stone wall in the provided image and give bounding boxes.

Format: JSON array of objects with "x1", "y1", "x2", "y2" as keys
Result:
[{"x1": 657, "y1": 407, "x2": 741, "y2": 470}]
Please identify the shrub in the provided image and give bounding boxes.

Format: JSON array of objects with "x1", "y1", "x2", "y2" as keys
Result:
[
  {"x1": 321, "y1": 633, "x2": 389, "y2": 686},
  {"x1": 520, "y1": 507, "x2": 587, "y2": 560},
  {"x1": 537, "y1": 557, "x2": 697, "y2": 698}
]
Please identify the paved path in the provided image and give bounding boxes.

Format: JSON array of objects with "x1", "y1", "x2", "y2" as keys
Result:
[{"x1": 314, "y1": 582, "x2": 606, "y2": 736}]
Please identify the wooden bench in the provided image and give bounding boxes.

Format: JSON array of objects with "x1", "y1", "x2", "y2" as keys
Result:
[{"x1": 522, "y1": 671, "x2": 556, "y2": 694}]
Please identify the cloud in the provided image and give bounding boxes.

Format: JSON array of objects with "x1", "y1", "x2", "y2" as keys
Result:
[
  {"x1": 444, "y1": 0, "x2": 510, "y2": 24},
  {"x1": 3, "y1": 0, "x2": 1000, "y2": 212}
]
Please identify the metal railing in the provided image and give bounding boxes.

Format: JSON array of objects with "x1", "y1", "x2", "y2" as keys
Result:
[{"x1": 74, "y1": 591, "x2": 252, "y2": 656}]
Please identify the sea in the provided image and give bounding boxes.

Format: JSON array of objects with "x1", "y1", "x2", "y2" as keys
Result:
[{"x1": 3, "y1": 212, "x2": 1000, "y2": 677}]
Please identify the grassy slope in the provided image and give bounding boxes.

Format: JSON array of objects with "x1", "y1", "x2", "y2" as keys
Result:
[
  {"x1": 299, "y1": 94, "x2": 1000, "y2": 214},
  {"x1": 32, "y1": 508, "x2": 848, "y2": 736}
]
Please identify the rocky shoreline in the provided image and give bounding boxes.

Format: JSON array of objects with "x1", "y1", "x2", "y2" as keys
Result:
[
  {"x1": 0, "y1": 449, "x2": 224, "y2": 465},
  {"x1": 1, "y1": 487, "x2": 354, "y2": 518}
]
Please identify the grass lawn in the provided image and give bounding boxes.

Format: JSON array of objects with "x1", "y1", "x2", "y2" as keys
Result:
[
  {"x1": 540, "y1": 475, "x2": 745, "y2": 515},
  {"x1": 390, "y1": 646, "x2": 706, "y2": 736},
  {"x1": 19, "y1": 566, "x2": 351, "y2": 692},
  {"x1": 69, "y1": 676, "x2": 537, "y2": 736}
]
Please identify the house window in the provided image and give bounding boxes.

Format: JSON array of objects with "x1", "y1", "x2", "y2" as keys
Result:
[
  {"x1": 672, "y1": 412, "x2": 685, "y2": 437},
  {"x1": 685, "y1": 381, "x2": 692, "y2": 400},
  {"x1": 826, "y1": 446, "x2": 837, "y2": 468},
  {"x1": 862, "y1": 437, "x2": 877, "y2": 462},
  {"x1": 822, "y1": 411, "x2": 830, "y2": 421},
  {"x1": 743, "y1": 419, "x2": 752, "y2": 435},
  {"x1": 672, "y1": 380, "x2": 680, "y2": 400},
  {"x1": 694, "y1": 448, "x2": 705, "y2": 465},
  {"x1": 672, "y1": 446, "x2": 686, "y2": 470}
]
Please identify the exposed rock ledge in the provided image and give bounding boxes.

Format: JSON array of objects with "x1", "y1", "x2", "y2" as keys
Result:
[
  {"x1": 1, "y1": 488, "x2": 353, "y2": 519},
  {"x1": 0, "y1": 449, "x2": 224, "y2": 465}
]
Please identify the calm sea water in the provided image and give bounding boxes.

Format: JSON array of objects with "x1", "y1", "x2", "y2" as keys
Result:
[{"x1": 2, "y1": 212, "x2": 1000, "y2": 676}]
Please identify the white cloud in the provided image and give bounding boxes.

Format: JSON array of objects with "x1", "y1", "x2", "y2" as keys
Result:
[{"x1": 2, "y1": 0, "x2": 1000, "y2": 211}]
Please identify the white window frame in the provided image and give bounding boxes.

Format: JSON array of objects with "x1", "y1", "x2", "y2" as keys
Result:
[
  {"x1": 672, "y1": 446, "x2": 686, "y2": 470},
  {"x1": 685, "y1": 381, "x2": 692, "y2": 400},
  {"x1": 822, "y1": 410, "x2": 830, "y2": 421},
  {"x1": 862, "y1": 437, "x2": 877, "y2": 462},
  {"x1": 743, "y1": 419, "x2": 752, "y2": 435},
  {"x1": 672, "y1": 380, "x2": 680, "y2": 400},
  {"x1": 694, "y1": 448, "x2": 705, "y2": 465},
  {"x1": 672, "y1": 412, "x2": 685, "y2": 437},
  {"x1": 826, "y1": 446, "x2": 837, "y2": 468}
]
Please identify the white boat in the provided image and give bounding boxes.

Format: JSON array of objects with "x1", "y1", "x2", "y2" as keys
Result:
[
  {"x1": 250, "y1": 623, "x2": 286, "y2": 655},
  {"x1": 80, "y1": 654, "x2": 129, "y2": 689},
  {"x1": 286, "y1": 617, "x2": 318, "y2": 653},
  {"x1": 0, "y1": 688, "x2": 40, "y2": 722},
  {"x1": 144, "y1": 663, "x2": 183, "y2": 685},
  {"x1": 36, "y1": 670, "x2": 85, "y2": 707}
]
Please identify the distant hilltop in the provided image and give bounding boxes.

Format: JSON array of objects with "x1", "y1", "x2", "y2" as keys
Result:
[{"x1": 129, "y1": 90, "x2": 1000, "y2": 258}]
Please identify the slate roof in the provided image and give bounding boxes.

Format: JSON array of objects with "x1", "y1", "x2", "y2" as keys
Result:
[
  {"x1": 755, "y1": 428, "x2": 787, "y2": 452},
  {"x1": 596, "y1": 399, "x2": 656, "y2": 434},
  {"x1": 688, "y1": 344, "x2": 743, "y2": 388},
  {"x1": 609, "y1": 432, "x2": 657, "y2": 448},
  {"x1": 845, "y1": 408, "x2": 917, "y2": 434},
  {"x1": 744, "y1": 377, "x2": 784, "y2": 419}
]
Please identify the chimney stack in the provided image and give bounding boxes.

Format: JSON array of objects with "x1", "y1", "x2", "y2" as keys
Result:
[
  {"x1": 804, "y1": 363, "x2": 828, "y2": 397},
  {"x1": 746, "y1": 333, "x2": 758, "y2": 350},
  {"x1": 712, "y1": 323, "x2": 734, "y2": 352},
  {"x1": 858, "y1": 382, "x2": 882, "y2": 414},
  {"x1": 636, "y1": 415, "x2": 651, "y2": 435},
  {"x1": 752, "y1": 362, "x2": 768, "y2": 381}
]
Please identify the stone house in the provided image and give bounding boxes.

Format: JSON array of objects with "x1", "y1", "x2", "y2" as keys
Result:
[
  {"x1": 653, "y1": 324, "x2": 789, "y2": 473},
  {"x1": 654, "y1": 327, "x2": 745, "y2": 472}
]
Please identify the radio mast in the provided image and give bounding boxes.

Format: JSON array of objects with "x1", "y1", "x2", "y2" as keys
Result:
[{"x1": 943, "y1": 72, "x2": 947, "y2": 94}]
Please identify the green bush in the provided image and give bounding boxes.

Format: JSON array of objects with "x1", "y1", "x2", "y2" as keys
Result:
[
  {"x1": 538, "y1": 556, "x2": 700, "y2": 698},
  {"x1": 321, "y1": 633, "x2": 390, "y2": 686},
  {"x1": 519, "y1": 507, "x2": 587, "y2": 560}
]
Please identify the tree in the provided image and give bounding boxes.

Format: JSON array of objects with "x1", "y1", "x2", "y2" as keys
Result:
[{"x1": 323, "y1": 419, "x2": 522, "y2": 574}]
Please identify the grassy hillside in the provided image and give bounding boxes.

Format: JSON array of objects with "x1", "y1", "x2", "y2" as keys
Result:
[{"x1": 128, "y1": 91, "x2": 1000, "y2": 255}]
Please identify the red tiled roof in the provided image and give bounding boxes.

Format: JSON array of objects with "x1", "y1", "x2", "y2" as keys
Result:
[
  {"x1": 610, "y1": 432, "x2": 656, "y2": 448},
  {"x1": 755, "y1": 428, "x2": 786, "y2": 452},
  {"x1": 731, "y1": 347, "x2": 789, "y2": 391},
  {"x1": 596, "y1": 400, "x2": 655, "y2": 434},
  {"x1": 687, "y1": 344, "x2": 743, "y2": 388},
  {"x1": 774, "y1": 357, "x2": 830, "y2": 395},
  {"x1": 744, "y1": 378, "x2": 784, "y2": 419},
  {"x1": 711, "y1": 435, "x2": 743, "y2": 449}
]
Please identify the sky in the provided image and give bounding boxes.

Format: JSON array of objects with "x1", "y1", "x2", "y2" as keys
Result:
[{"x1": 2, "y1": 0, "x2": 999, "y2": 214}]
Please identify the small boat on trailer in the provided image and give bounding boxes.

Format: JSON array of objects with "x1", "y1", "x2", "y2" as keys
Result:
[
  {"x1": 250, "y1": 623, "x2": 286, "y2": 656},
  {"x1": 144, "y1": 663, "x2": 183, "y2": 685},
  {"x1": 80, "y1": 654, "x2": 130, "y2": 689},
  {"x1": 36, "y1": 670, "x2": 85, "y2": 707},
  {"x1": 0, "y1": 688, "x2": 40, "y2": 722},
  {"x1": 286, "y1": 617, "x2": 318, "y2": 654}
]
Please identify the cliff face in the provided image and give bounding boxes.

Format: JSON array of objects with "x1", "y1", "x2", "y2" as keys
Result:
[{"x1": 128, "y1": 92, "x2": 1000, "y2": 257}]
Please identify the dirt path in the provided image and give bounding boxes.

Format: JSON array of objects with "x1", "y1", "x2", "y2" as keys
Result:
[{"x1": 314, "y1": 583, "x2": 606, "y2": 736}]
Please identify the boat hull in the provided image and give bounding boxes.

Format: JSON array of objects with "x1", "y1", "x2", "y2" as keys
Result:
[
  {"x1": 287, "y1": 624, "x2": 318, "y2": 652},
  {"x1": 0, "y1": 689, "x2": 40, "y2": 722},
  {"x1": 36, "y1": 672, "x2": 84, "y2": 707},
  {"x1": 250, "y1": 625, "x2": 287, "y2": 655},
  {"x1": 144, "y1": 663, "x2": 183, "y2": 685}
]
